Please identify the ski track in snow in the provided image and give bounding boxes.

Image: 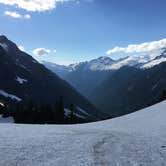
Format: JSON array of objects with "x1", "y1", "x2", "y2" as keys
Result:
[
  {"x1": 93, "y1": 132, "x2": 166, "y2": 166},
  {"x1": 0, "y1": 101, "x2": 166, "y2": 166}
]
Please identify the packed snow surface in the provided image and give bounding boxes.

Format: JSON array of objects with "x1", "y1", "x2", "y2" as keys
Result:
[
  {"x1": 0, "y1": 89, "x2": 22, "y2": 102},
  {"x1": 0, "y1": 101, "x2": 166, "y2": 166}
]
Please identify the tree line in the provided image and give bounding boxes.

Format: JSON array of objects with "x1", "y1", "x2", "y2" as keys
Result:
[
  {"x1": 0, "y1": 96, "x2": 87, "y2": 124},
  {"x1": 1, "y1": 90, "x2": 166, "y2": 124}
]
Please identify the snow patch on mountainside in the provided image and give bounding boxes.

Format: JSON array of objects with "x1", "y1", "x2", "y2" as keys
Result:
[
  {"x1": 107, "y1": 55, "x2": 150, "y2": 70},
  {"x1": 0, "y1": 43, "x2": 8, "y2": 52},
  {"x1": 15, "y1": 76, "x2": 28, "y2": 84},
  {"x1": 0, "y1": 90, "x2": 22, "y2": 102},
  {"x1": 64, "y1": 108, "x2": 86, "y2": 119},
  {"x1": 142, "y1": 57, "x2": 166, "y2": 69},
  {"x1": 0, "y1": 102, "x2": 5, "y2": 107}
]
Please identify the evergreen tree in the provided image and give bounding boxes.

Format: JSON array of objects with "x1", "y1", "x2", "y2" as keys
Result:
[
  {"x1": 55, "y1": 96, "x2": 65, "y2": 124},
  {"x1": 0, "y1": 103, "x2": 4, "y2": 115},
  {"x1": 161, "y1": 89, "x2": 166, "y2": 101},
  {"x1": 13, "y1": 103, "x2": 23, "y2": 123},
  {"x1": 69, "y1": 104, "x2": 75, "y2": 123}
]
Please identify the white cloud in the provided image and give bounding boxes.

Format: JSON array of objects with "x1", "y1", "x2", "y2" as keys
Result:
[
  {"x1": 4, "y1": 11, "x2": 31, "y2": 19},
  {"x1": 33, "y1": 48, "x2": 51, "y2": 56},
  {"x1": 0, "y1": 0, "x2": 72, "y2": 12},
  {"x1": 18, "y1": 45, "x2": 25, "y2": 51},
  {"x1": 106, "y1": 38, "x2": 166, "y2": 56},
  {"x1": 33, "y1": 48, "x2": 57, "y2": 56},
  {"x1": 4, "y1": 11, "x2": 21, "y2": 18},
  {"x1": 24, "y1": 14, "x2": 31, "y2": 19}
]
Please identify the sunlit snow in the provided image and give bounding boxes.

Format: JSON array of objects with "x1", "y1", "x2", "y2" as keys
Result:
[{"x1": 0, "y1": 101, "x2": 166, "y2": 166}]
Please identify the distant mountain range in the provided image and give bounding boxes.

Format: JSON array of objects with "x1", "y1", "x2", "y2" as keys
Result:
[
  {"x1": 43, "y1": 49, "x2": 166, "y2": 77},
  {"x1": 0, "y1": 35, "x2": 105, "y2": 121},
  {"x1": 43, "y1": 49, "x2": 166, "y2": 117}
]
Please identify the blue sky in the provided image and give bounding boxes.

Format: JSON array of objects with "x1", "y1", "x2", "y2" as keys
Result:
[{"x1": 0, "y1": 0, "x2": 166, "y2": 65}]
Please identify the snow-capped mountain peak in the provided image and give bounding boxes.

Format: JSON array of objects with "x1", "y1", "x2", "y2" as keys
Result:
[
  {"x1": 141, "y1": 48, "x2": 166, "y2": 69},
  {"x1": 85, "y1": 56, "x2": 115, "y2": 71},
  {"x1": 43, "y1": 48, "x2": 166, "y2": 79},
  {"x1": 106, "y1": 55, "x2": 150, "y2": 70}
]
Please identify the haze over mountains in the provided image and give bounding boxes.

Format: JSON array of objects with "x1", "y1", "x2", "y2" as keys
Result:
[{"x1": 43, "y1": 49, "x2": 166, "y2": 117}]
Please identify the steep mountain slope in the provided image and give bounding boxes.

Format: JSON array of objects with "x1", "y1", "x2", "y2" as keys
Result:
[
  {"x1": 42, "y1": 61, "x2": 73, "y2": 79},
  {"x1": 45, "y1": 57, "x2": 115, "y2": 97},
  {"x1": 0, "y1": 35, "x2": 104, "y2": 121},
  {"x1": 0, "y1": 101, "x2": 166, "y2": 166},
  {"x1": 90, "y1": 62, "x2": 166, "y2": 117},
  {"x1": 65, "y1": 65, "x2": 114, "y2": 97}
]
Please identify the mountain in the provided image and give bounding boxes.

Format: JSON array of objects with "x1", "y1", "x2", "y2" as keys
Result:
[
  {"x1": 90, "y1": 61, "x2": 166, "y2": 117},
  {"x1": 65, "y1": 57, "x2": 115, "y2": 97},
  {"x1": 42, "y1": 47, "x2": 166, "y2": 118},
  {"x1": 42, "y1": 61, "x2": 73, "y2": 79},
  {"x1": 43, "y1": 56, "x2": 115, "y2": 77},
  {"x1": 43, "y1": 49, "x2": 166, "y2": 101},
  {"x1": 80, "y1": 56, "x2": 115, "y2": 71},
  {"x1": 43, "y1": 57, "x2": 115, "y2": 97},
  {"x1": 42, "y1": 54, "x2": 154, "y2": 98},
  {"x1": 0, "y1": 35, "x2": 105, "y2": 121},
  {"x1": 43, "y1": 54, "x2": 152, "y2": 77},
  {"x1": 108, "y1": 55, "x2": 150, "y2": 70},
  {"x1": 141, "y1": 49, "x2": 166, "y2": 69}
]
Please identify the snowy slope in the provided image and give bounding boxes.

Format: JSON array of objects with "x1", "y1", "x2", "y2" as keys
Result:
[
  {"x1": 109, "y1": 55, "x2": 150, "y2": 70},
  {"x1": 142, "y1": 57, "x2": 166, "y2": 68},
  {"x1": 0, "y1": 115, "x2": 14, "y2": 123},
  {"x1": 141, "y1": 50, "x2": 166, "y2": 69},
  {"x1": 0, "y1": 101, "x2": 166, "y2": 166},
  {"x1": 85, "y1": 56, "x2": 115, "y2": 71}
]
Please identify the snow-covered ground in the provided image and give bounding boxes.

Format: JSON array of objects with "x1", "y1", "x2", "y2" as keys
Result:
[
  {"x1": 0, "y1": 101, "x2": 166, "y2": 166},
  {"x1": 0, "y1": 115, "x2": 14, "y2": 123}
]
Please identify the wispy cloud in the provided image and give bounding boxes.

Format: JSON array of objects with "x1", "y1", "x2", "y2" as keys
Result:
[
  {"x1": 1, "y1": 0, "x2": 94, "y2": 19},
  {"x1": 33, "y1": 48, "x2": 56, "y2": 56},
  {"x1": 4, "y1": 11, "x2": 31, "y2": 19},
  {"x1": 106, "y1": 38, "x2": 166, "y2": 56},
  {"x1": 0, "y1": 0, "x2": 73, "y2": 12}
]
